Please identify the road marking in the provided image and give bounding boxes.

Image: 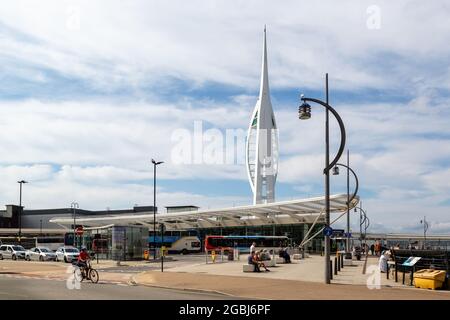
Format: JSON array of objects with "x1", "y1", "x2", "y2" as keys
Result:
[{"x1": 0, "y1": 273, "x2": 131, "y2": 286}]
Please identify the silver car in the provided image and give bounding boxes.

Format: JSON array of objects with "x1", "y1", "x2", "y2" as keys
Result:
[
  {"x1": 0, "y1": 244, "x2": 27, "y2": 260},
  {"x1": 55, "y1": 246, "x2": 79, "y2": 263},
  {"x1": 25, "y1": 247, "x2": 57, "y2": 261}
]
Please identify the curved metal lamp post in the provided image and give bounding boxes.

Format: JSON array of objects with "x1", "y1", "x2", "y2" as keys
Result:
[
  {"x1": 354, "y1": 206, "x2": 369, "y2": 250},
  {"x1": 332, "y1": 161, "x2": 359, "y2": 256},
  {"x1": 298, "y1": 74, "x2": 346, "y2": 284}
]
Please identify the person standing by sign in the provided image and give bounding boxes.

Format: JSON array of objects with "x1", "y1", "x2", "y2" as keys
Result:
[
  {"x1": 379, "y1": 250, "x2": 390, "y2": 273},
  {"x1": 250, "y1": 242, "x2": 256, "y2": 254}
]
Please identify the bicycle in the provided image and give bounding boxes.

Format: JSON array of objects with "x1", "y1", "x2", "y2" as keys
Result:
[{"x1": 73, "y1": 260, "x2": 99, "y2": 284}]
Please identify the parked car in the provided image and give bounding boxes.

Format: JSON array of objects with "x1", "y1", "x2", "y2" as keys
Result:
[
  {"x1": 25, "y1": 247, "x2": 57, "y2": 261},
  {"x1": 55, "y1": 246, "x2": 79, "y2": 263},
  {"x1": 0, "y1": 244, "x2": 27, "y2": 260}
]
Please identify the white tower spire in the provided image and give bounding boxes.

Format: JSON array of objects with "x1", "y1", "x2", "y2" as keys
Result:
[{"x1": 246, "y1": 28, "x2": 279, "y2": 205}]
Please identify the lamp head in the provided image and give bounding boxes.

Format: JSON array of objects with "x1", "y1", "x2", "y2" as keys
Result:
[
  {"x1": 298, "y1": 101, "x2": 311, "y2": 120},
  {"x1": 332, "y1": 166, "x2": 340, "y2": 175},
  {"x1": 152, "y1": 159, "x2": 164, "y2": 165}
]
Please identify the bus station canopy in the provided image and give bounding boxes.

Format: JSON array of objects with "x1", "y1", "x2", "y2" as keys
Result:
[{"x1": 50, "y1": 194, "x2": 358, "y2": 231}]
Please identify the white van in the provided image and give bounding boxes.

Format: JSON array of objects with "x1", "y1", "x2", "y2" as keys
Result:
[{"x1": 169, "y1": 236, "x2": 201, "y2": 254}]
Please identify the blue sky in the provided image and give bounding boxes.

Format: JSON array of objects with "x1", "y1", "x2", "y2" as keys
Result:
[{"x1": 1, "y1": 0, "x2": 450, "y2": 234}]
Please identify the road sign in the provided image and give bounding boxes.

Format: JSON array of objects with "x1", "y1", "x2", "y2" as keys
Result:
[
  {"x1": 323, "y1": 226, "x2": 333, "y2": 237},
  {"x1": 344, "y1": 232, "x2": 352, "y2": 238},
  {"x1": 75, "y1": 226, "x2": 84, "y2": 235}
]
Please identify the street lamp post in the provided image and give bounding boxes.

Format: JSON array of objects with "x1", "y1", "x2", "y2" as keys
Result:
[
  {"x1": 151, "y1": 159, "x2": 164, "y2": 260},
  {"x1": 332, "y1": 154, "x2": 359, "y2": 259},
  {"x1": 17, "y1": 180, "x2": 28, "y2": 244},
  {"x1": 298, "y1": 74, "x2": 346, "y2": 284},
  {"x1": 354, "y1": 205, "x2": 369, "y2": 249},
  {"x1": 71, "y1": 202, "x2": 79, "y2": 248},
  {"x1": 420, "y1": 216, "x2": 429, "y2": 249}
]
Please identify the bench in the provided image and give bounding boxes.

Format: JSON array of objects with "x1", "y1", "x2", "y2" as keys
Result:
[
  {"x1": 293, "y1": 254, "x2": 302, "y2": 260},
  {"x1": 276, "y1": 257, "x2": 285, "y2": 264},
  {"x1": 243, "y1": 264, "x2": 256, "y2": 272},
  {"x1": 265, "y1": 259, "x2": 276, "y2": 267}
]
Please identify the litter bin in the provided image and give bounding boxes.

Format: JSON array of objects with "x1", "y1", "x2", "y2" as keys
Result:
[
  {"x1": 414, "y1": 269, "x2": 447, "y2": 290},
  {"x1": 228, "y1": 249, "x2": 234, "y2": 261},
  {"x1": 143, "y1": 250, "x2": 149, "y2": 260}
]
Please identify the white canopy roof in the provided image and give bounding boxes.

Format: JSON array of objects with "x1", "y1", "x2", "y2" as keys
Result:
[{"x1": 50, "y1": 194, "x2": 358, "y2": 231}]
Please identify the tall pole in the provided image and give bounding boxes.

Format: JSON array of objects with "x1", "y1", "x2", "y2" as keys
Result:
[
  {"x1": 153, "y1": 162, "x2": 157, "y2": 260},
  {"x1": 324, "y1": 73, "x2": 331, "y2": 284},
  {"x1": 423, "y1": 216, "x2": 427, "y2": 249},
  {"x1": 71, "y1": 202, "x2": 79, "y2": 248},
  {"x1": 346, "y1": 149, "x2": 350, "y2": 254},
  {"x1": 73, "y1": 206, "x2": 76, "y2": 246},
  {"x1": 19, "y1": 183, "x2": 22, "y2": 244},
  {"x1": 17, "y1": 180, "x2": 27, "y2": 244},
  {"x1": 360, "y1": 201, "x2": 363, "y2": 245}
]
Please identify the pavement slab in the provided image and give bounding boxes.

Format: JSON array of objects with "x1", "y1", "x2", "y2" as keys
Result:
[{"x1": 133, "y1": 271, "x2": 450, "y2": 300}]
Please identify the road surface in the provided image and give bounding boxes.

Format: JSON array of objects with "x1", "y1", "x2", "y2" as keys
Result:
[{"x1": 0, "y1": 276, "x2": 235, "y2": 300}]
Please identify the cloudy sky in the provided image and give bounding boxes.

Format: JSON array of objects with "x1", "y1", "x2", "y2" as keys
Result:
[{"x1": 1, "y1": 0, "x2": 450, "y2": 234}]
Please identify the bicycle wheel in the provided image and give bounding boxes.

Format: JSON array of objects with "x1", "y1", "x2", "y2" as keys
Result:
[{"x1": 89, "y1": 269, "x2": 99, "y2": 283}]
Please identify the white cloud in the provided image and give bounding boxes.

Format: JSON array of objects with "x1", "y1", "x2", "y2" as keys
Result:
[
  {"x1": 1, "y1": 1, "x2": 450, "y2": 92},
  {"x1": 1, "y1": 1, "x2": 450, "y2": 233}
]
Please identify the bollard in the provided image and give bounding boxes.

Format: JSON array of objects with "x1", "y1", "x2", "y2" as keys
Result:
[
  {"x1": 341, "y1": 254, "x2": 344, "y2": 269},
  {"x1": 334, "y1": 257, "x2": 338, "y2": 275},
  {"x1": 395, "y1": 262, "x2": 398, "y2": 282},
  {"x1": 387, "y1": 263, "x2": 389, "y2": 280},
  {"x1": 337, "y1": 256, "x2": 341, "y2": 272},
  {"x1": 330, "y1": 260, "x2": 333, "y2": 280}
]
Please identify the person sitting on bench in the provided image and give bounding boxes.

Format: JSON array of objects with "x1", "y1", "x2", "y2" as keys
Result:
[
  {"x1": 247, "y1": 252, "x2": 261, "y2": 272},
  {"x1": 255, "y1": 251, "x2": 270, "y2": 272}
]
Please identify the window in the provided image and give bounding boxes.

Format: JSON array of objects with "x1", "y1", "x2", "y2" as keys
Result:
[{"x1": 191, "y1": 242, "x2": 200, "y2": 248}]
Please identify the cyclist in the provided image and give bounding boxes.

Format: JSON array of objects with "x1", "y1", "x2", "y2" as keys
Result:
[{"x1": 77, "y1": 247, "x2": 91, "y2": 276}]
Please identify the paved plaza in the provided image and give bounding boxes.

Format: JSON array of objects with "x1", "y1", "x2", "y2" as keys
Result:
[{"x1": 2, "y1": 254, "x2": 449, "y2": 299}]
